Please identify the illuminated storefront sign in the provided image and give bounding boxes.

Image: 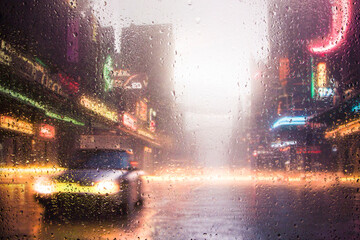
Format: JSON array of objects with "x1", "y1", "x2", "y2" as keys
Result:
[
  {"x1": 103, "y1": 55, "x2": 114, "y2": 92},
  {"x1": 123, "y1": 112, "x2": 137, "y2": 131},
  {"x1": 0, "y1": 116, "x2": 34, "y2": 135},
  {"x1": 0, "y1": 39, "x2": 76, "y2": 97},
  {"x1": 0, "y1": 85, "x2": 84, "y2": 126},
  {"x1": 137, "y1": 129, "x2": 154, "y2": 140},
  {"x1": 325, "y1": 119, "x2": 360, "y2": 139},
  {"x1": 308, "y1": 0, "x2": 351, "y2": 54},
  {"x1": 316, "y1": 63, "x2": 327, "y2": 88},
  {"x1": 80, "y1": 96, "x2": 118, "y2": 122},
  {"x1": 144, "y1": 146, "x2": 152, "y2": 153},
  {"x1": 279, "y1": 58, "x2": 290, "y2": 86},
  {"x1": 39, "y1": 124, "x2": 55, "y2": 139},
  {"x1": 271, "y1": 116, "x2": 307, "y2": 129}
]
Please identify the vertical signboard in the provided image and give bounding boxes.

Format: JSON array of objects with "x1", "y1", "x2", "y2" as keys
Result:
[
  {"x1": 67, "y1": 17, "x2": 79, "y2": 63},
  {"x1": 316, "y1": 62, "x2": 333, "y2": 98},
  {"x1": 316, "y1": 62, "x2": 327, "y2": 88},
  {"x1": 137, "y1": 100, "x2": 148, "y2": 121},
  {"x1": 103, "y1": 55, "x2": 114, "y2": 92},
  {"x1": 279, "y1": 58, "x2": 290, "y2": 86}
]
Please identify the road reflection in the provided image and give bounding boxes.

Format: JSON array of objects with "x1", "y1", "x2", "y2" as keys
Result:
[{"x1": 0, "y1": 170, "x2": 360, "y2": 239}]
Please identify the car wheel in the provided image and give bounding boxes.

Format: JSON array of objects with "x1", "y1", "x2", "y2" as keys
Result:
[{"x1": 119, "y1": 182, "x2": 135, "y2": 215}]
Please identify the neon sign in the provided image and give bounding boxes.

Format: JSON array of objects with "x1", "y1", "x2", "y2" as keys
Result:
[
  {"x1": 308, "y1": 0, "x2": 352, "y2": 54},
  {"x1": 123, "y1": 73, "x2": 148, "y2": 90},
  {"x1": 150, "y1": 120, "x2": 156, "y2": 133},
  {"x1": 296, "y1": 146, "x2": 321, "y2": 154},
  {"x1": 318, "y1": 87, "x2": 334, "y2": 98},
  {"x1": 271, "y1": 140, "x2": 297, "y2": 148},
  {"x1": 0, "y1": 39, "x2": 77, "y2": 97},
  {"x1": 103, "y1": 55, "x2": 113, "y2": 92},
  {"x1": 316, "y1": 63, "x2": 327, "y2": 88},
  {"x1": 123, "y1": 112, "x2": 137, "y2": 131},
  {"x1": 56, "y1": 73, "x2": 79, "y2": 95},
  {"x1": 0, "y1": 85, "x2": 84, "y2": 126},
  {"x1": 271, "y1": 116, "x2": 307, "y2": 129},
  {"x1": 80, "y1": 96, "x2": 118, "y2": 122},
  {"x1": 352, "y1": 104, "x2": 360, "y2": 113},
  {"x1": 39, "y1": 124, "x2": 55, "y2": 139},
  {"x1": 0, "y1": 116, "x2": 34, "y2": 135}
]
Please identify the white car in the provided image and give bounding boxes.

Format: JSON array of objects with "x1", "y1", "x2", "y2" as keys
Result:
[{"x1": 34, "y1": 149, "x2": 144, "y2": 216}]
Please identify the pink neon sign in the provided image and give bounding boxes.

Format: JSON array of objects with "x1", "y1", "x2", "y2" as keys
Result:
[{"x1": 308, "y1": 0, "x2": 351, "y2": 54}]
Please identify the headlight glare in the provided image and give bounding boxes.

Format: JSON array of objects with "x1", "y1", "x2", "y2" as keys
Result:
[
  {"x1": 95, "y1": 181, "x2": 119, "y2": 194},
  {"x1": 34, "y1": 178, "x2": 55, "y2": 194}
]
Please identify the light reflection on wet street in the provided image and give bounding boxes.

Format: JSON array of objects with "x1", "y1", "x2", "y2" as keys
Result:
[{"x1": 1, "y1": 172, "x2": 360, "y2": 239}]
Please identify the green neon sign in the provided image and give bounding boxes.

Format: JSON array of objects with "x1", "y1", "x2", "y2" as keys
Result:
[
  {"x1": 0, "y1": 85, "x2": 84, "y2": 126},
  {"x1": 103, "y1": 55, "x2": 113, "y2": 92},
  {"x1": 310, "y1": 57, "x2": 315, "y2": 99}
]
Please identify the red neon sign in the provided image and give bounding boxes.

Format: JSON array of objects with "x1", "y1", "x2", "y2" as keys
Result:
[
  {"x1": 296, "y1": 147, "x2": 321, "y2": 154},
  {"x1": 57, "y1": 73, "x2": 79, "y2": 94},
  {"x1": 150, "y1": 120, "x2": 156, "y2": 132},
  {"x1": 39, "y1": 124, "x2": 55, "y2": 139},
  {"x1": 123, "y1": 113, "x2": 137, "y2": 131},
  {"x1": 308, "y1": 0, "x2": 351, "y2": 54}
]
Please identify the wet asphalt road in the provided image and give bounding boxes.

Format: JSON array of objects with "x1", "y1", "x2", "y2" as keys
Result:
[{"x1": 0, "y1": 175, "x2": 360, "y2": 240}]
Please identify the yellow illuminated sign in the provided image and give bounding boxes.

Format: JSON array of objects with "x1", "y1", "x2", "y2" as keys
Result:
[
  {"x1": 0, "y1": 116, "x2": 34, "y2": 135},
  {"x1": 317, "y1": 62, "x2": 327, "y2": 88},
  {"x1": 80, "y1": 96, "x2": 118, "y2": 122},
  {"x1": 325, "y1": 119, "x2": 360, "y2": 139},
  {"x1": 144, "y1": 146, "x2": 152, "y2": 153},
  {"x1": 137, "y1": 129, "x2": 154, "y2": 140}
]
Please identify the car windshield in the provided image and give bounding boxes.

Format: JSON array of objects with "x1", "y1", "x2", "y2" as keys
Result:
[{"x1": 71, "y1": 150, "x2": 131, "y2": 170}]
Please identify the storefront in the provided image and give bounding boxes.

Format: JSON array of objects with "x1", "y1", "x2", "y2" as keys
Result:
[{"x1": 309, "y1": 94, "x2": 360, "y2": 174}]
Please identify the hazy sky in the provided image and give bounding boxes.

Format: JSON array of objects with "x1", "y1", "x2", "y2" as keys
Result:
[{"x1": 93, "y1": 0, "x2": 269, "y2": 166}]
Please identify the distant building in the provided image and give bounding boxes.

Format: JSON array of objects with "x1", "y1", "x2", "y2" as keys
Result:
[{"x1": 121, "y1": 24, "x2": 187, "y2": 169}]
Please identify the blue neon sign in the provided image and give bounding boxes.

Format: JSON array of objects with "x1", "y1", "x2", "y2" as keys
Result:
[
  {"x1": 271, "y1": 116, "x2": 307, "y2": 129},
  {"x1": 352, "y1": 103, "x2": 360, "y2": 113}
]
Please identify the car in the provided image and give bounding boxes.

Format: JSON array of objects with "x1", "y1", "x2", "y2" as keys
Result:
[{"x1": 34, "y1": 149, "x2": 144, "y2": 216}]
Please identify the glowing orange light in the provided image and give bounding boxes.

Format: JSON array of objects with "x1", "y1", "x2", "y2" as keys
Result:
[
  {"x1": 0, "y1": 116, "x2": 34, "y2": 135},
  {"x1": 39, "y1": 124, "x2": 55, "y2": 139},
  {"x1": 325, "y1": 120, "x2": 360, "y2": 138},
  {"x1": 309, "y1": 0, "x2": 351, "y2": 54}
]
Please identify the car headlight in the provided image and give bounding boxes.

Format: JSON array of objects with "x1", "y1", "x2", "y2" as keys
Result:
[
  {"x1": 95, "y1": 181, "x2": 119, "y2": 194},
  {"x1": 34, "y1": 178, "x2": 55, "y2": 194}
]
